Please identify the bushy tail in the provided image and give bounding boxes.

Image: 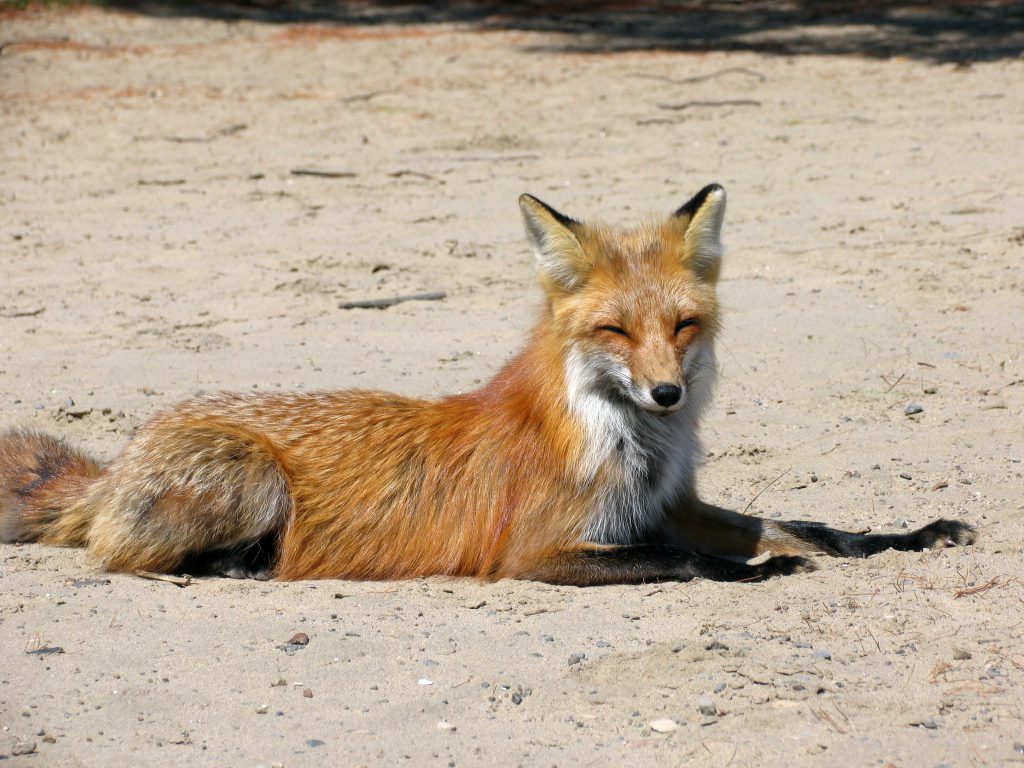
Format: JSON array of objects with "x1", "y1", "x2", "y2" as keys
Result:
[{"x1": 0, "y1": 429, "x2": 103, "y2": 547}]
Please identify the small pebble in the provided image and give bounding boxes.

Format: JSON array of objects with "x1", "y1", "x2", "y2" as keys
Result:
[
  {"x1": 648, "y1": 719, "x2": 678, "y2": 733},
  {"x1": 953, "y1": 648, "x2": 972, "y2": 661},
  {"x1": 12, "y1": 741, "x2": 37, "y2": 756},
  {"x1": 595, "y1": 640, "x2": 611, "y2": 648},
  {"x1": 303, "y1": 688, "x2": 313, "y2": 698},
  {"x1": 814, "y1": 649, "x2": 832, "y2": 661},
  {"x1": 568, "y1": 652, "x2": 586, "y2": 666},
  {"x1": 713, "y1": 682, "x2": 728, "y2": 694},
  {"x1": 904, "y1": 403, "x2": 923, "y2": 416},
  {"x1": 417, "y1": 679, "x2": 433, "y2": 686},
  {"x1": 696, "y1": 696, "x2": 717, "y2": 716},
  {"x1": 255, "y1": 705, "x2": 268, "y2": 714},
  {"x1": 899, "y1": 472, "x2": 913, "y2": 480},
  {"x1": 306, "y1": 738, "x2": 326, "y2": 748},
  {"x1": 288, "y1": 632, "x2": 309, "y2": 646}
]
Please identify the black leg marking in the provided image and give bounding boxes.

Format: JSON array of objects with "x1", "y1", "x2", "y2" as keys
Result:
[
  {"x1": 523, "y1": 544, "x2": 813, "y2": 586},
  {"x1": 778, "y1": 518, "x2": 975, "y2": 558}
]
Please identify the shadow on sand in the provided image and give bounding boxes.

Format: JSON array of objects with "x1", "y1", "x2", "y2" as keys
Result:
[{"x1": 97, "y1": 0, "x2": 1024, "y2": 63}]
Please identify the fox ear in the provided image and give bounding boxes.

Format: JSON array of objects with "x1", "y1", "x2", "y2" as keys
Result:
[
  {"x1": 519, "y1": 194, "x2": 590, "y2": 291},
  {"x1": 673, "y1": 183, "x2": 726, "y2": 282}
]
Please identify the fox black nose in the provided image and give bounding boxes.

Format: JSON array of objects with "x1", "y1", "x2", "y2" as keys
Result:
[{"x1": 651, "y1": 383, "x2": 682, "y2": 408}]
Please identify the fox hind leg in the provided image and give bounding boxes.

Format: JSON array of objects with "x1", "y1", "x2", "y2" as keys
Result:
[
  {"x1": 86, "y1": 421, "x2": 291, "y2": 576},
  {"x1": 180, "y1": 531, "x2": 279, "y2": 580}
]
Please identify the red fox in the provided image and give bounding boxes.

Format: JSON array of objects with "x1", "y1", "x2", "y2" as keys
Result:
[{"x1": 0, "y1": 185, "x2": 974, "y2": 584}]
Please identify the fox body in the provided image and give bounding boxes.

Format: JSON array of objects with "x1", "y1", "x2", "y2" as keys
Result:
[{"x1": 0, "y1": 185, "x2": 973, "y2": 584}]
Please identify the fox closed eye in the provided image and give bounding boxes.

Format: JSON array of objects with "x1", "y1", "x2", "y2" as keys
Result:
[
  {"x1": 597, "y1": 325, "x2": 630, "y2": 338},
  {"x1": 675, "y1": 318, "x2": 699, "y2": 334}
]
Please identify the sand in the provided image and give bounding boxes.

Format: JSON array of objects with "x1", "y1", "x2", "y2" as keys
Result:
[{"x1": 1, "y1": 3, "x2": 1023, "y2": 765}]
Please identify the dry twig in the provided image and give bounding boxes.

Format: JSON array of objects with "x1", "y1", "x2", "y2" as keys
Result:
[
  {"x1": 290, "y1": 168, "x2": 357, "y2": 179},
  {"x1": 135, "y1": 570, "x2": 193, "y2": 587},
  {"x1": 954, "y1": 576, "x2": 1000, "y2": 598},
  {"x1": 339, "y1": 291, "x2": 447, "y2": 310},
  {"x1": 657, "y1": 99, "x2": 761, "y2": 111},
  {"x1": 629, "y1": 67, "x2": 767, "y2": 85},
  {"x1": 741, "y1": 468, "x2": 791, "y2": 515}
]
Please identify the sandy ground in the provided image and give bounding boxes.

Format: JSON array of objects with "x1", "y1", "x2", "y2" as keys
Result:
[{"x1": 1, "y1": 3, "x2": 1023, "y2": 766}]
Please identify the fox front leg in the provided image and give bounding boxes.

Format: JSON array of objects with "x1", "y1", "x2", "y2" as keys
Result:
[{"x1": 511, "y1": 543, "x2": 812, "y2": 586}]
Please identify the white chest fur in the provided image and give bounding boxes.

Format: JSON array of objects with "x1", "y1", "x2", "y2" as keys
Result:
[{"x1": 565, "y1": 344, "x2": 717, "y2": 544}]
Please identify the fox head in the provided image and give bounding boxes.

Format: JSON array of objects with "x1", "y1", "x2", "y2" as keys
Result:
[{"x1": 519, "y1": 185, "x2": 725, "y2": 416}]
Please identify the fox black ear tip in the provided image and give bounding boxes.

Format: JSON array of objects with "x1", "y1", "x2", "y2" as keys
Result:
[{"x1": 675, "y1": 183, "x2": 726, "y2": 218}]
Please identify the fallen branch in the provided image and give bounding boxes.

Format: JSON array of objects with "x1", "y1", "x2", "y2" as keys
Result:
[
  {"x1": 0, "y1": 307, "x2": 45, "y2": 318},
  {"x1": 290, "y1": 168, "x2": 357, "y2": 179},
  {"x1": 339, "y1": 291, "x2": 447, "y2": 310},
  {"x1": 657, "y1": 99, "x2": 762, "y2": 111},
  {"x1": 158, "y1": 123, "x2": 247, "y2": 143}
]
